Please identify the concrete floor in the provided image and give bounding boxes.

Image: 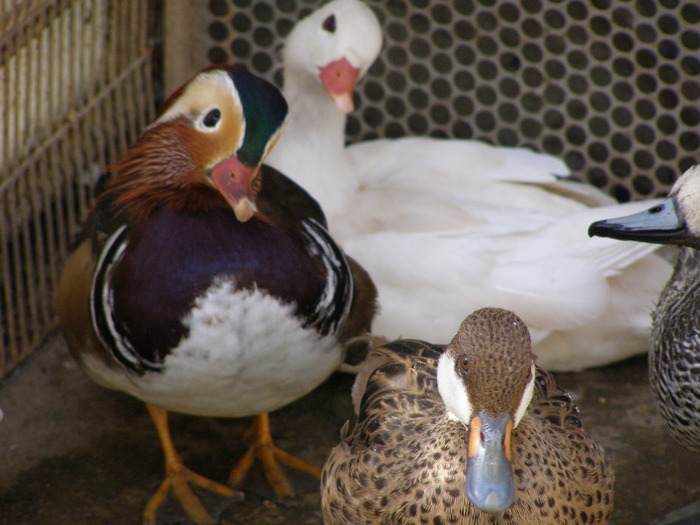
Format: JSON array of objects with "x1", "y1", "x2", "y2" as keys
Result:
[{"x1": 1, "y1": 332, "x2": 699, "y2": 525}]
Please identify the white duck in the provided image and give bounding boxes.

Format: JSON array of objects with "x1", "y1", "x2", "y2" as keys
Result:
[{"x1": 266, "y1": 0, "x2": 672, "y2": 371}]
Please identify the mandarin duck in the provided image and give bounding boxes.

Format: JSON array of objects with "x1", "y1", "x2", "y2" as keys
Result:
[
  {"x1": 321, "y1": 307, "x2": 615, "y2": 524},
  {"x1": 57, "y1": 64, "x2": 376, "y2": 525},
  {"x1": 264, "y1": 0, "x2": 671, "y2": 371}
]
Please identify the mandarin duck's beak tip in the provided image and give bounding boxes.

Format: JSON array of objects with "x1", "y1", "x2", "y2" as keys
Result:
[
  {"x1": 211, "y1": 155, "x2": 259, "y2": 222},
  {"x1": 233, "y1": 197, "x2": 257, "y2": 222}
]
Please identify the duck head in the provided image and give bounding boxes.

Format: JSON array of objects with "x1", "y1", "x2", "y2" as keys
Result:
[
  {"x1": 589, "y1": 165, "x2": 700, "y2": 249},
  {"x1": 108, "y1": 64, "x2": 288, "y2": 222},
  {"x1": 284, "y1": 0, "x2": 382, "y2": 114},
  {"x1": 436, "y1": 307, "x2": 536, "y2": 514}
]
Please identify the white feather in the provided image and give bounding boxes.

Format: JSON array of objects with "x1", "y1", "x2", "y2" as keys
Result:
[
  {"x1": 267, "y1": 0, "x2": 672, "y2": 371},
  {"x1": 81, "y1": 281, "x2": 343, "y2": 417},
  {"x1": 514, "y1": 365, "x2": 536, "y2": 428},
  {"x1": 436, "y1": 351, "x2": 473, "y2": 424}
]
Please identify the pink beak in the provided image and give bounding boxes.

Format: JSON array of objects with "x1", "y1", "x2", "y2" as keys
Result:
[
  {"x1": 210, "y1": 155, "x2": 258, "y2": 222},
  {"x1": 319, "y1": 57, "x2": 361, "y2": 114}
]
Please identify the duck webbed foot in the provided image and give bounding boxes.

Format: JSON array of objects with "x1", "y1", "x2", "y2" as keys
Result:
[
  {"x1": 228, "y1": 412, "x2": 322, "y2": 499},
  {"x1": 143, "y1": 404, "x2": 241, "y2": 525}
]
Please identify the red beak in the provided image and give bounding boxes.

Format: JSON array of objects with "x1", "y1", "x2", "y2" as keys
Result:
[
  {"x1": 319, "y1": 57, "x2": 361, "y2": 114},
  {"x1": 210, "y1": 155, "x2": 258, "y2": 222}
]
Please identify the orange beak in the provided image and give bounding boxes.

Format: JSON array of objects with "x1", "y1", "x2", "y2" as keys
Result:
[
  {"x1": 319, "y1": 57, "x2": 361, "y2": 114},
  {"x1": 210, "y1": 155, "x2": 258, "y2": 222}
]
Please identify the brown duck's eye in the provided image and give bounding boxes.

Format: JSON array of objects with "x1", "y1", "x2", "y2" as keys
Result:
[
  {"x1": 322, "y1": 14, "x2": 336, "y2": 33},
  {"x1": 203, "y1": 108, "x2": 221, "y2": 128},
  {"x1": 460, "y1": 356, "x2": 470, "y2": 372}
]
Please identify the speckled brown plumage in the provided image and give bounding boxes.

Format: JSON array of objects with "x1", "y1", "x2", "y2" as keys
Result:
[{"x1": 322, "y1": 308, "x2": 614, "y2": 525}]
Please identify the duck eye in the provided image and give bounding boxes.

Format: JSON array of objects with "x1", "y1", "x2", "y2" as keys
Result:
[
  {"x1": 460, "y1": 356, "x2": 470, "y2": 372},
  {"x1": 322, "y1": 14, "x2": 336, "y2": 33},
  {"x1": 203, "y1": 108, "x2": 221, "y2": 128}
]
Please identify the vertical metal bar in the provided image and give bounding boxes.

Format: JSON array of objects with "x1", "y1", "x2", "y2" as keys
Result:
[
  {"x1": 69, "y1": 1, "x2": 87, "y2": 217},
  {"x1": 11, "y1": 32, "x2": 23, "y2": 166},
  {"x1": 125, "y1": 0, "x2": 141, "y2": 142},
  {"x1": 0, "y1": 32, "x2": 7, "y2": 173},
  {"x1": 42, "y1": 144, "x2": 61, "y2": 294},
  {"x1": 10, "y1": 177, "x2": 28, "y2": 354},
  {"x1": 90, "y1": 0, "x2": 109, "y2": 188},
  {"x1": 141, "y1": 1, "x2": 156, "y2": 126},
  {"x1": 28, "y1": 9, "x2": 41, "y2": 158},
  {"x1": 1, "y1": 68, "x2": 5, "y2": 178},
  {"x1": 0, "y1": 205, "x2": 13, "y2": 372},
  {"x1": 52, "y1": 140, "x2": 70, "y2": 261},
  {"x1": 3, "y1": 12, "x2": 23, "y2": 367},
  {"x1": 24, "y1": 14, "x2": 38, "y2": 341},
  {"x1": 111, "y1": 2, "x2": 129, "y2": 154},
  {"x1": 83, "y1": 0, "x2": 99, "y2": 192},
  {"x1": 24, "y1": 160, "x2": 44, "y2": 343},
  {"x1": 30, "y1": 156, "x2": 53, "y2": 330},
  {"x1": 91, "y1": 103, "x2": 108, "y2": 198}
]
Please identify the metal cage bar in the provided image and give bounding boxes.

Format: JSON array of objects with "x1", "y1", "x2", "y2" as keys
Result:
[
  {"x1": 200, "y1": 0, "x2": 699, "y2": 201},
  {"x1": 0, "y1": 0, "x2": 157, "y2": 378}
]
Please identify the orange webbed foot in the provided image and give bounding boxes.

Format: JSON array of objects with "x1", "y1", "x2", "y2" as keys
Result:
[
  {"x1": 228, "y1": 413, "x2": 321, "y2": 499},
  {"x1": 143, "y1": 404, "x2": 242, "y2": 525}
]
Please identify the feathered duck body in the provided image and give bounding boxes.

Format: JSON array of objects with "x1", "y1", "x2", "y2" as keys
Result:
[
  {"x1": 57, "y1": 63, "x2": 377, "y2": 523},
  {"x1": 60, "y1": 65, "x2": 357, "y2": 417},
  {"x1": 267, "y1": 0, "x2": 672, "y2": 371},
  {"x1": 651, "y1": 247, "x2": 700, "y2": 452},
  {"x1": 322, "y1": 308, "x2": 614, "y2": 524},
  {"x1": 80, "y1": 167, "x2": 350, "y2": 417},
  {"x1": 590, "y1": 165, "x2": 700, "y2": 452}
]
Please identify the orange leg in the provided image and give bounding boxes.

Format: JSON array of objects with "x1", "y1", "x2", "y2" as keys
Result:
[
  {"x1": 228, "y1": 413, "x2": 322, "y2": 499},
  {"x1": 143, "y1": 404, "x2": 241, "y2": 525}
]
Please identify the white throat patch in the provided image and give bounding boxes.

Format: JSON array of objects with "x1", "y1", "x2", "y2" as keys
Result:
[
  {"x1": 513, "y1": 364, "x2": 536, "y2": 428},
  {"x1": 436, "y1": 351, "x2": 473, "y2": 424}
]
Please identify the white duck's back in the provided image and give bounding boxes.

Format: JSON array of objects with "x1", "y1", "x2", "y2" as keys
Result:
[
  {"x1": 343, "y1": 198, "x2": 669, "y2": 370},
  {"x1": 269, "y1": 0, "x2": 672, "y2": 371}
]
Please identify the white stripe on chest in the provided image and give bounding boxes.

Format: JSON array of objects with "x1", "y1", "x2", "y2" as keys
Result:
[{"x1": 82, "y1": 280, "x2": 343, "y2": 417}]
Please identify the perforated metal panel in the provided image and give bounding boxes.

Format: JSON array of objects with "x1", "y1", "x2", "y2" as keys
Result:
[
  {"x1": 204, "y1": 0, "x2": 699, "y2": 202},
  {"x1": 1, "y1": 0, "x2": 156, "y2": 378}
]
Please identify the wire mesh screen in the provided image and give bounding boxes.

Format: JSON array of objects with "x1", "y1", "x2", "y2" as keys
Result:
[
  {"x1": 1, "y1": 0, "x2": 156, "y2": 378},
  {"x1": 203, "y1": 0, "x2": 699, "y2": 202}
]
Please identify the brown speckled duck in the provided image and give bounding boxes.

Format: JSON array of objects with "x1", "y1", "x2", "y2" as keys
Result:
[{"x1": 321, "y1": 307, "x2": 614, "y2": 524}]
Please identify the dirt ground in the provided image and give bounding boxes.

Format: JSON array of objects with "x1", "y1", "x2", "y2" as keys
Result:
[{"x1": 1, "y1": 332, "x2": 699, "y2": 525}]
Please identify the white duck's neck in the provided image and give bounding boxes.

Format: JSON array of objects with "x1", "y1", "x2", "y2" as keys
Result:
[{"x1": 266, "y1": 66, "x2": 357, "y2": 222}]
